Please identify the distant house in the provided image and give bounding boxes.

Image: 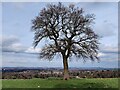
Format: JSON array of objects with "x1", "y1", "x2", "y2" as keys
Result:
[{"x1": 53, "y1": 71, "x2": 62, "y2": 74}]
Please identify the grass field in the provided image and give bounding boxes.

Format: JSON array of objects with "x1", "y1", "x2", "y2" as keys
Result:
[{"x1": 2, "y1": 78, "x2": 119, "y2": 88}]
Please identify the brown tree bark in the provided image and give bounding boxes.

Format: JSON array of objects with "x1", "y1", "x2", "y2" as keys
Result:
[{"x1": 63, "y1": 55, "x2": 69, "y2": 80}]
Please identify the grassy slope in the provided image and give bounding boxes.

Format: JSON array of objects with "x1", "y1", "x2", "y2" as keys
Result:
[{"x1": 2, "y1": 78, "x2": 119, "y2": 88}]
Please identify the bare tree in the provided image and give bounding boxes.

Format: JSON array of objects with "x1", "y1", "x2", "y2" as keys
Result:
[{"x1": 32, "y1": 2, "x2": 99, "y2": 80}]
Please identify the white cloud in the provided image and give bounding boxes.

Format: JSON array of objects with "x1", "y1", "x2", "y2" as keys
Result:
[
  {"x1": 10, "y1": 43, "x2": 25, "y2": 52},
  {"x1": 25, "y1": 47, "x2": 41, "y2": 54},
  {"x1": 100, "y1": 44, "x2": 118, "y2": 52},
  {"x1": 103, "y1": 47, "x2": 118, "y2": 52},
  {"x1": 98, "y1": 52, "x2": 106, "y2": 57}
]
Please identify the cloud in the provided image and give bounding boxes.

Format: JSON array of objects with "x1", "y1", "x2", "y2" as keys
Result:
[
  {"x1": 2, "y1": 35, "x2": 26, "y2": 52},
  {"x1": 98, "y1": 52, "x2": 106, "y2": 57},
  {"x1": 1, "y1": 35, "x2": 41, "y2": 54},
  {"x1": 100, "y1": 44, "x2": 118, "y2": 53},
  {"x1": 75, "y1": 2, "x2": 118, "y2": 38},
  {"x1": 94, "y1": 21, "x2": 117, "y2": 37},
  {"x1": 25, "y1": 47, "x2": 41, "y2": 54},
  {"x1": 97, "y1": 46, "x2": 118, "y2": 63},
  {"x1": 103, "y1": 46, "x2": 118, "y2": 53},
  {"x1": 2, "y1": 35, "x2": 19, "y2": 46},
  {"x1": 98, "y1": 44, "x2": 118, "y2": 62},
  {"x1": 11, "y1": 2, "x2": 25, "y2": 9}
]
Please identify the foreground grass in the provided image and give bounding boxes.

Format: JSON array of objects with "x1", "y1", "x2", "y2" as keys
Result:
[{"x1": 2, "y1": 78, "x2": 119, "y2": 88}]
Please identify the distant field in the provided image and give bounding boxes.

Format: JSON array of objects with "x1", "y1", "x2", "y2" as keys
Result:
[{"x1": 2, "y1": 78, "x2": 119, "y2": 88}]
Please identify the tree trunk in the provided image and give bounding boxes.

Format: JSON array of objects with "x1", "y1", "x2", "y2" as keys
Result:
[{"x1": 63, "y1": 55, "x2": 69, "y2": 80}]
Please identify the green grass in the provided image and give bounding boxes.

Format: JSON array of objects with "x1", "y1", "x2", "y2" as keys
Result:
[{"x1": 2, "y1": 78, "x2": 119, "y2": 88}]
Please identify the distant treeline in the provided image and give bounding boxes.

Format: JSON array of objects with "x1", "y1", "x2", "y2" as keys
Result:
[{"x1": 2, "y1": 69, "x2": 120, "y2": 79}]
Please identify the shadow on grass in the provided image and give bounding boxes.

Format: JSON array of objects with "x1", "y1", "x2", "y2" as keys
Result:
[
  {"x1": 53, "y1": 82, "x2": 111, "y2": 88},
  {"x1": 2, "y1": 88, "x2": 119, "y2": 90}
]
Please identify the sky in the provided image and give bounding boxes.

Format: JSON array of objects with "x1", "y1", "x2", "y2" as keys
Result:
[{"x1": 0, "y1": 2, "x2": 119, "y2": 68}]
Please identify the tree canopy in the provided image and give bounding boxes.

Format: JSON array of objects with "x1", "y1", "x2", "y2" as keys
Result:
[{"x1": 32, "y1": 3, "x2": 99, "y2": 61}]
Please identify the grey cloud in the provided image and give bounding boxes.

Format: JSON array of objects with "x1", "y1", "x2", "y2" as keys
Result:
[
  {"x1": 76, "y1": 2, "x2": 115, "y2": 12},
  {"x1": 94, "y1": 22, "x2": 117, "y2": 37},
  {"x1": 99, "y1": 44, "x2": 118, "y2": 53},
  {"x1": 1, "y1": 35, "x2": 27, "y2": 52},
  {"x1": 2, "y1": 36, "x2": 19, "y2": 46},
  {"x1": 75, "y1": 2, "x2": 117, "y2": 38},
  {"x1": 1, "y1": 35, "x2": 41, "y2": 54},
  {"x1": 98, "y1": 44, "x2": 118, "y2": 62}
]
